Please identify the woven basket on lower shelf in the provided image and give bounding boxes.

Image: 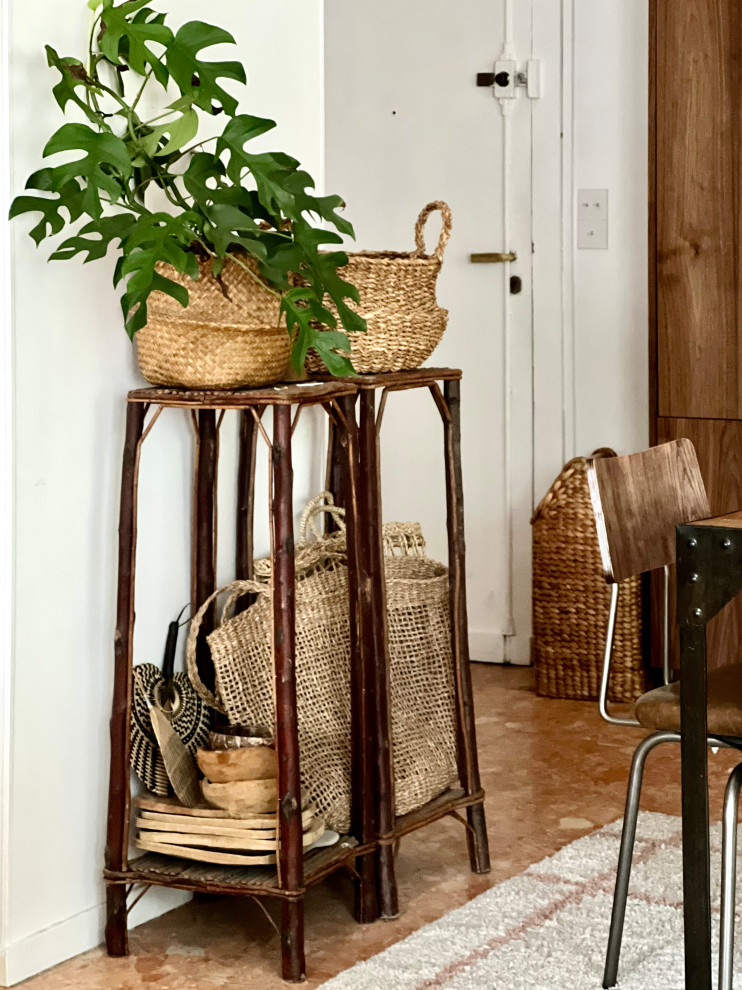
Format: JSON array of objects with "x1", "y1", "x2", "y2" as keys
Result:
[
  {"x1": 531, "y1": 449, "x2": 647, "y2": 703},
  {"x1": 305, "y1": 201, "x2": 452, "y2": 374}
]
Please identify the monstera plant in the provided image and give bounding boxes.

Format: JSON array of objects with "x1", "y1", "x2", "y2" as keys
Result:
[{"x1": 9, "y1": 0, "x2": 364, "y2": 375}]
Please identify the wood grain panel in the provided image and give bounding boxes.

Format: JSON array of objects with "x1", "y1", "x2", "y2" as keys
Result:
[
  {"x1": 649, "y1": 0, "x2": 658, "y2": 442},
  {"x1": 656, "y1": 0, "x2": 742, "y2": 418},
  {"x1": 588, "y1": 440, "x2": 709, "y2": 583},
  {"x1": 656, "y1": 418, "x2": 742, "y2": 668}
]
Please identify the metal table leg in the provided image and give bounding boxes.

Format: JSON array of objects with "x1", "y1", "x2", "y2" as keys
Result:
[{"x1": 678, "y1": 623, "x2": 711, "y2": 990}]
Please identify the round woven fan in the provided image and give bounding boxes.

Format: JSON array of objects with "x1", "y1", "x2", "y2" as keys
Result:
[{"x1": 130, "y1": 618, "x2": 211, "y2": 797}]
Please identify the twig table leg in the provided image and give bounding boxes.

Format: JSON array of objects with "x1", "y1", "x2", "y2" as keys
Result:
[
  {"x1": 441, "y1": 380, "x2": 490, "y2": 873},
  {"x1": 272, "y1": 405, "x2": 306, "y2": 982},
  {"x1": 235, "y1": 409, "x2": 260, "y2": 615},
  {"x1": 358, "y1": 389, "x2": 399, "y2": 919},
  {"x1": 105, "y1": 400, "x2": 146, "y2": 956},
  {"x1": 338, "y1": 394, "x2": 379, "y2": 924},
  {"x1": 193, "y1": 409, "x2": 218, "y2": 694},
  {"x1": 236, "y1": 409, "x2": 258, "y2": 581}
]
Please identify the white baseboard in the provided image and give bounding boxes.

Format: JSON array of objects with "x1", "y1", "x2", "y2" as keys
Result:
[
  {"x1": 469, "y1": 629, "x2": 532, "y2": 666},
  {"x1": 0, "y1": 888, "x2": 190, "y2": 987}
]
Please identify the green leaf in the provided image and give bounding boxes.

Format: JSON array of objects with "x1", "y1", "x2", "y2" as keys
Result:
[
  {"x1": 99, "y1": 0, "x2": 172, "y2": 84},
  {"x1": 116, "y1": 212, "x2": 199, "y2": 337},
  {"x1": 45, "y1": 46, "x2": 104, "y2": 126},
  {"x1": 215, "y1": 122, "x2": 354, "y2": 237},
  {"x1": 183, "y1": 152, "x2": 279, "y2": 255},
  {"x1": 8, "y1": 177, "x2": 85, "y2": 246},
  {"x1": 311, "y1": 330, "x2": 355, "y2": 376},
  {"x1": 42, "y1": 123, "x2": 132, "y2": 218},
  {"x1": 49, "y1": 213, "x2": 137, "y2": 262},
  {"x1": 140, "y1": 107, "x2": 199, "y2": 158},
  {"x1": 88, "y1": 0, "x2": 104, "y2": 9},
  {"x1": 165, "y1": 21, "x2": 246, "y2": 116}
]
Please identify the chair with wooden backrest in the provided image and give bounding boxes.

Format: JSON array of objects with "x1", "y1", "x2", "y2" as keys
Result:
[{"x1": 588, "y1": 438, "x2": 742, "y2": 990}]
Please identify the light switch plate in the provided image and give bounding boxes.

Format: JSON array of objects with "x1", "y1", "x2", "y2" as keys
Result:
[
  {"x1": 577, "y1": 219, "x2": 608, "y2": 250},
  {"x1": 578, "y1": 189, "x2": 608, "y2": 222}
]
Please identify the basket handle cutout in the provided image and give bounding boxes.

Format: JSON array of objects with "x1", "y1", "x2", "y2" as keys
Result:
[
  {"x1": 186, "y1": 579, "x2": 267, "y2": 711},
  {"x1": 413, "y1": 201, "x2": 453, "y2": 262}
]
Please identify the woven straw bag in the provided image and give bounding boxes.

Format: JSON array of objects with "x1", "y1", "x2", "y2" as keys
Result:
[
  {"x1": 187, "y1": 496, "x2": 457, "y2": 832},
  {"x1": 137, "y1": 256, "x2": 290, "y2": 389},
  {"x1": 305, "y1": 201, "x2": 452, "y2": 374},
  {"x1": 531, "y1": 449, "x2": 647, "y2": 702}
]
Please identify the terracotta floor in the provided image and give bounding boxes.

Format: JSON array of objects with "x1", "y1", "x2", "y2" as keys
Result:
[{"x1": 20, "y1": 665, "x2": 742, "y2": 990}]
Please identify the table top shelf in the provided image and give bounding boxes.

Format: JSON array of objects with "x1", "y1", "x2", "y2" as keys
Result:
[
  {"x1": 127, "y1": 368, "x2": 463, "y2": 408},
  {"x1": 688, "y1": 510, "x2": 742, "y2": 530}
]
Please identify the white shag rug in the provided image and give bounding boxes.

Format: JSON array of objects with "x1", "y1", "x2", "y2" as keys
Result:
[{"x1": 320, "y1": 812, "x2": 741, "y2": 990}]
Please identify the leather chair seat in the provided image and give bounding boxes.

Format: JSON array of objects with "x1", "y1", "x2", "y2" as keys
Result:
[{"x1": 635, "y1": 662, "x2": 742, "y2": 737}]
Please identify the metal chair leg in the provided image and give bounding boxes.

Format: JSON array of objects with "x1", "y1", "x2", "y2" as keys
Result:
[
  {"x1": 603, "y1": 730, "x2": 680, "y2": 989},
  {"x1": 719, "y1": 763, "x2": 742, "y2": 990}
]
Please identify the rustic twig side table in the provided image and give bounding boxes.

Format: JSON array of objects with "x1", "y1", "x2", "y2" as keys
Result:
[
  {"x1": 322, "y1": 368, "x2": 491, "y2": 918},
  {"x1": 104, "y1": 382, "x2": 377, "y2": 983}
]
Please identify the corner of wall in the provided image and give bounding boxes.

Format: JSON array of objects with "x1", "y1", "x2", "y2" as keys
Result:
[
  {"x1": 0, "y1": 0, "x2": 14, "y2": 977},
  {"x1": 0, "y1": 890, "x2": 190, "y2": 987}
]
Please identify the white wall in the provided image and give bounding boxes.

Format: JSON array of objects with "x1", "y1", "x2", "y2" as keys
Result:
[
  {"x1": 573, "y1": 0, "x2": 649, "y2": 458},
  {"x1": 1, "y1": 2, "x2": 324, "y2": 984}
]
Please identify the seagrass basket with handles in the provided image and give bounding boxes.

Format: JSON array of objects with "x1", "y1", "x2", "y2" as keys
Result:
[
  {"x1": 304, "y1": 201, "x2": 452, "y2": 374},
  {"x1": 531, "y1": 449, "x2": 647, "y2": 702},
  {"x1": 136, "y1": 255, "x2": 290, "y2": 389},
  {"x1": 187, "y1": 494, "x2": 457, "y2": 832}
]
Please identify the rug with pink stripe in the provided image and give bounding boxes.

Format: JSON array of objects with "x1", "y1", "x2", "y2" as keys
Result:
[{"x1": 321, "y1": 812, "x2": 738, "y2": 990}]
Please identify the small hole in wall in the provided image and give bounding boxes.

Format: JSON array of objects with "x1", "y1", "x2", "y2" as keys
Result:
[{"x1": 392, "y1": 110, "x2": 397, "y2": 115}]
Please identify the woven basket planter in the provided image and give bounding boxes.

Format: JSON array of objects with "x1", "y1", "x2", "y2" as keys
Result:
[
  {"x1": 305, "y1": 201, "x2": 452, "y2": 374},
  {"x1": 531, "y1": 449, "x2": 647, "y2": 703},
  {"x1": 137, "y1": 256, "x2": 290, "y2": 389}
]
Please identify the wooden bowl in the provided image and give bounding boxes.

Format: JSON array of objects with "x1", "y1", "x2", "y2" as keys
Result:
[
  {"x1": 202, "y1": 778, "x2": 278, "y2": 816},
  {"x1": 197, "y1": 746, "x2": 278, "y2": 784},
  {"x1": 209, "y1": 724, "x2": 273, "y2": 750}
]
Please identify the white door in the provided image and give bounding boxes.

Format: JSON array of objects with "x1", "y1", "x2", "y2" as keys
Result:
[{"x1": 324, "y1": 1, "x2": 564, "y2": 664}]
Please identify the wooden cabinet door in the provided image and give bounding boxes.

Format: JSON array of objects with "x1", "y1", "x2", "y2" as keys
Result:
[
  {"x1": 655, "y1": 0, "x2": 742, "y2": 419},
  {"x1": 657, "y1": 417, "x2": 742, "y2": 668}
]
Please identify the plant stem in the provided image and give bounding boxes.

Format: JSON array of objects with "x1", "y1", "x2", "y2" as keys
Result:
[
  {"x1": 170, "y1": 136, "x2": 217, "y2": 161},
  {"x1": 225, "y1": 250, "x2": 282, "y2": 298},
  {"x1": 87, "y1": 11, "x2": 103, "y2": 76},
  {"x1": 130, "y1": 67, "x2": 153, "y2": 113}
]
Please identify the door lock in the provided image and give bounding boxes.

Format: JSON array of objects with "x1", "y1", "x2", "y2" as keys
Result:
[{"x1": 475, "y1": 60, "x2": 542, "y2": 99}]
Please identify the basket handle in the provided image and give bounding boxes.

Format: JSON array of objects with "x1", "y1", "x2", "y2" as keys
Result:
[
  {"x1": 299, "y1": 491, "x2": 347, "y2": 541},
  {"x1": 530, "y1": 448, "x2": 619, "y2": 524},
  {"x1": 412, "y1": 201, "x2": 453, "y2": 262},
  {"x1": 186, "y1": 579, "x2": 266, "y2": 712}
]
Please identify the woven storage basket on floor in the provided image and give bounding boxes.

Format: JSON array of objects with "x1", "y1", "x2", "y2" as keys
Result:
[
  {"x1": 531, "y1": 449, "x2": 647, "y2": 702},
  {"x1": 187, "y1": 497, "x2": 457, "y2": 832},
  {"x1": 304, "y1": 201, "x2": 452, "y2": 374},
  {"x1": 137, "y1": 256, "x2": 290, "y2": 389}
]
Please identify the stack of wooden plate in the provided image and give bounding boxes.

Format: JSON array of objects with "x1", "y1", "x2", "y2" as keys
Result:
[{"x1": 135, "y1": 794, "x2": 328, "y2": 866}]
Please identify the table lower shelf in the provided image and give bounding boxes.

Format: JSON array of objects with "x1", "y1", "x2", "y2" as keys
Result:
[
  {"x1": 393, "y1": 786, "x2": 484, "y2": 840},
  {"x1": 104, "y1": 835, "x2": 361, "y2": 899}
]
